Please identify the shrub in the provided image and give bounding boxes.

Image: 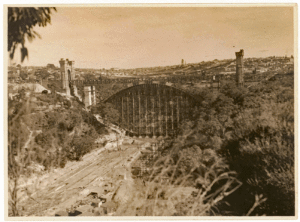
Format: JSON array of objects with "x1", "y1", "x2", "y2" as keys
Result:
[
  {"x1": 173, "y1": 75, "x2": 294, "y2": 216},
  {"x1": 118, "y1": 146, "x2": 241, "y2": 216},
  {"x1": 219, "y1": 104, "x2": 294, "y2": 216}
]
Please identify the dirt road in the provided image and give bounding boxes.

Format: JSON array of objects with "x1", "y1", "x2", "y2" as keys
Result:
[{"x1": 18, "y1": 140, "x2": 147, "y2": 216}]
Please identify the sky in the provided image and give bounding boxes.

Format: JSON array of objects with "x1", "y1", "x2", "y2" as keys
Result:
[{"x1": 10, "y1": 6, "x2": 295, "y2": 69}]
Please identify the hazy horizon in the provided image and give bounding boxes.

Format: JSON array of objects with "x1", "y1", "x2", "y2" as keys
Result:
[{"x1": 9, "y1": 6, "x2": 294, "y2": 69}]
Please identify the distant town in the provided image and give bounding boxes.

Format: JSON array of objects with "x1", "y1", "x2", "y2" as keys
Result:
[{"x1": 8, "y1": 55, "x2": 294, "y2": 85}]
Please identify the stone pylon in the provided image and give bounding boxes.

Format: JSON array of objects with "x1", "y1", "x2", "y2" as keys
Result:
[
  {"x1": 235, "y1": 49, "x2": 244, "y2": 87},
  {"x1": 59, "y1": 58, "x2": 75, "y2": 95},
  {"x1": 84, "y1": 86, "x2": 92, "y2": 107}
]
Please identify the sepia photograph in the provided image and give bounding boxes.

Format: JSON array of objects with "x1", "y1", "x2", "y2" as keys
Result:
[{"x1": 5, "y1": 4, "x2": 296, "y2": 218}]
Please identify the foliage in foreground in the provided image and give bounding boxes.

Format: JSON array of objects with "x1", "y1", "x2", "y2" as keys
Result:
[
  {"x1": 116, "y1": 149, "x2": 242, "y2": 216},
  {"x1": 8, "y1": 7, "x2": 57, "y2": 62},
  {"x1": 172, "y1": 75, "x2": 295, "y2": 216}
]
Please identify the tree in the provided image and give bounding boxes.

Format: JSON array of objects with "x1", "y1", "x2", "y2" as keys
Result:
[
  {"x1": 83, "y1": 73, "x2": 97, "y2": 80},
  {"x1": 40, "y1": 69, "x2": 50, "y2": 79},
  {"x1": 8, "y1": 7, "x2": 56, "y2": 62},
  {"x1": 90, "y1": 102, "x2": 120, "y2": 124},
  {"x1": 19, "y1": 71, "x2": 28, "y2": 80}
]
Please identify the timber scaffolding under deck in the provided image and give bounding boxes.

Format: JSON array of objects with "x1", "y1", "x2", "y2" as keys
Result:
[{"x1": 104, "y1": 83, "x2": 200, "y2": 138}]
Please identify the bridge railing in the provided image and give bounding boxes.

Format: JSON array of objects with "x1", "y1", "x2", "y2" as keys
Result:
[
  {"x1": 70, "y1": 75, "x2": 210, "y2": 86},
  {"x1": 70, "y1": 68, "x2": 280, "y2": 87}
]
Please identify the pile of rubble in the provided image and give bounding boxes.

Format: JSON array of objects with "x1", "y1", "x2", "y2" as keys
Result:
[
  {"x1": 95, "y1": 133, "x2": 136, "y2": 151},
  {"x1": 54, "y1": 171, "x2": 137, "y2": 217},
  {"x1": 8, "y1": 83, "x2": 51, "y2": 94},
  {"x1": 54, "y1": 176, "x2": 118, "y2": 216}
]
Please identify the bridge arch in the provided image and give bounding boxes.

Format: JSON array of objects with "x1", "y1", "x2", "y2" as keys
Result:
[{"x1": 104, "y1": 83, "x2": 199, "y2": 137}]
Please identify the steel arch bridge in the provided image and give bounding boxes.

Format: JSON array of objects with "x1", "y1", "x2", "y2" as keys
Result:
[
  {"x1": 103, "y1": 83, "x2": 200, "y2": 137},
  {"x1": 70, "y1": 77, "x2": 219, "y2": 137}
]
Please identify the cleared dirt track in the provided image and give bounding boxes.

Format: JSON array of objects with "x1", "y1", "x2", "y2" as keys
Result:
[{"x1": 19, "y1": 143, "x2": 140, "y2": 216}]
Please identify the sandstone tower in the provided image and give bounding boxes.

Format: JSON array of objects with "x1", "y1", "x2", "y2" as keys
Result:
[
  {"x1": 235, "y1": 49, "x2": 244, "y2": 87},
  {"x1": 59, "y1": 58, "x2": 75, "y2": 95}
]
